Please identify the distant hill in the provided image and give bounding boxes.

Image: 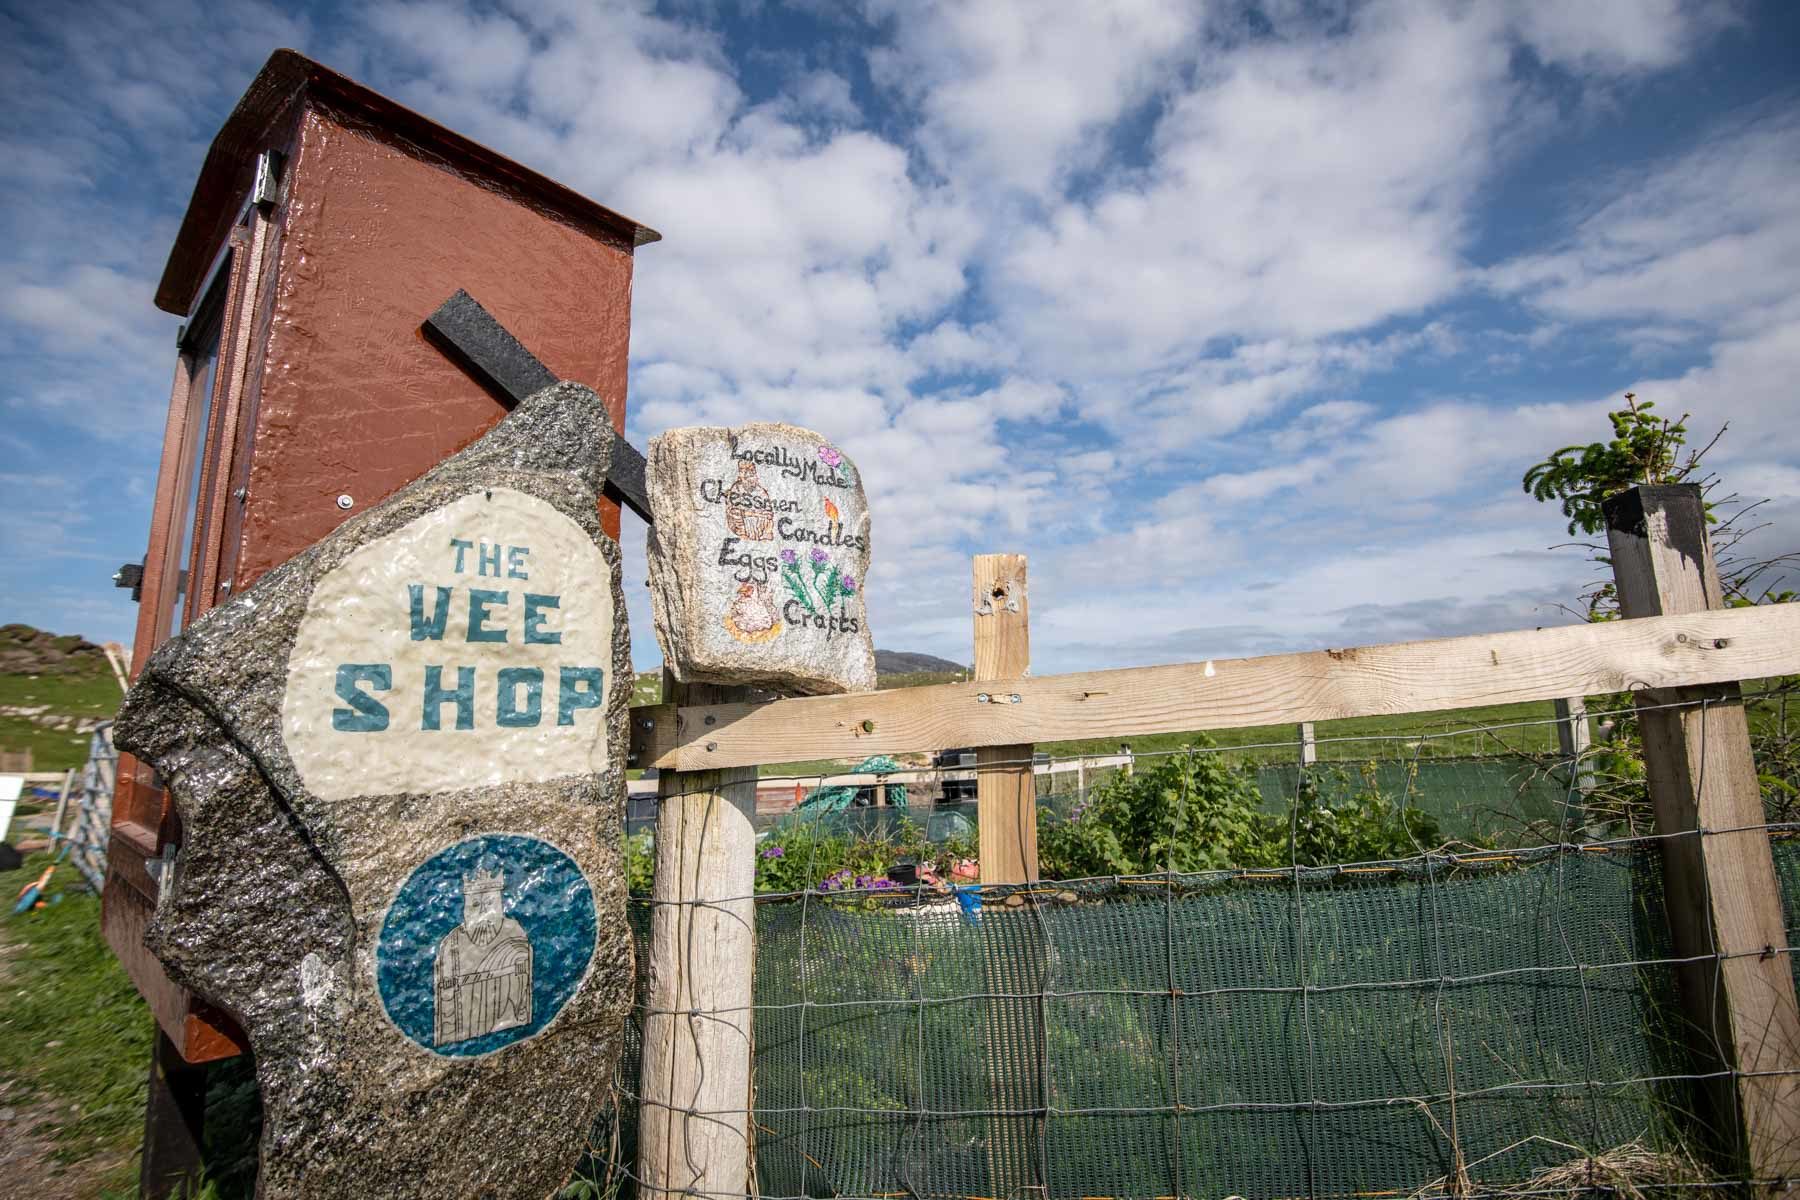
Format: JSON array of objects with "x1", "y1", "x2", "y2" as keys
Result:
[
  {"x1": 875, "y1": 650, "x2": 965, "y2": 676},
  {"x1": 0, "y1": 624, "x2": 110, "y2": 677}
]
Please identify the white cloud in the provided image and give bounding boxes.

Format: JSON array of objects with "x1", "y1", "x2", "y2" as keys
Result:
[
  {"x1": 986, "y1": 3, "x2": 1513, "y2": 377},
  {"x1": 1488, "y1": 103, "x2": 1800, "y2": 332},
  {"x1": 1505, "y1": 0, "x2": 1739, "y2": 72},
  {"x1": 867, "y1": 0, "x2": 1202, "y2": 195}
]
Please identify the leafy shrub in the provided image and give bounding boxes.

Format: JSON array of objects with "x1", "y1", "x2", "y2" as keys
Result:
[
  {"x1": 625, "y1": 816, "x2": 975, "y2": 896},
  {"x1": 1037, "y1": 740, "x2": 1443, "y2": 879}
]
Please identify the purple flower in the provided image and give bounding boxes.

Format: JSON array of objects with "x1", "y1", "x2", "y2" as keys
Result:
[
  {"x1": 854, "y1": 874, "x2": 873, "y2": 889},
  {"x1": 810, "y1": 547, "x2": 828, "y2": 565},
  {"x1": 818, "y1": 445, "x2": 842, "y2": 467},
  {"x1": 841, "y1": 575, "x2": 857, "y2": 594},
  {"x1": 780, "y1": 548, "x2": 798, "y2": 566},
  {"x1": 872, "y1": 878, "x2": 895, "y2": 890},
  {"x1": 761, "y1": 845, "x2": 785, "y2": 859}
]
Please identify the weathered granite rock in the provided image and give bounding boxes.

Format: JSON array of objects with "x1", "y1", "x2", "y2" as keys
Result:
[
  {"x1": 114, "y1": 383, "x2": 635, "y2": 1199},
  {"x1": 646, "y1": 423, "x2": 875, "y2": 694}
]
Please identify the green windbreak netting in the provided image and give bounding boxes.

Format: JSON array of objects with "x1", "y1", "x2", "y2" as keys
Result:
[{"x1": 609, "y1": 840, "x2": 1800, "y2": 1200}]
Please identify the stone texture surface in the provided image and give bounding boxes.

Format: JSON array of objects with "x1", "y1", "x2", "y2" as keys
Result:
[
  {"x1": 114, "y1": 383, "x2": 635, "y2": 1199},
  {"x1": 646, "y1": 422, "x2": 875, "y2": 695}
]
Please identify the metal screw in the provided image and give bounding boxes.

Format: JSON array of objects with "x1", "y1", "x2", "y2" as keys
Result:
[
  {"x1": 976, "y1": 693, "x2": 992, "y2": 704},
  {"x1": 704, "y1": 714, "x2": 716, "y2": 726},
  {"x1": 1714, "y1": 638, "x2": 1729, "y2": 649},
  {"x1": 705, "y1": 741, "x2": 718, "y2": 752},
  {"x1": 336, "y1": 494, "x2": 354, "y2": 510},
  {"x1": 1008, "y1": 693, "x2": 1022, "y2": 704}
]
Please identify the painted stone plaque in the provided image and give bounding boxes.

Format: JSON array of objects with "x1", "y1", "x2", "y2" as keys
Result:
[
  {"x1": 646, "y1": 422, "x2": 876, "y2": 694},
  {"x1": 281, "y1": 487, "x2": 613, "y2": 799},
  {"x1": 114, "y1": 384, "x2": 635, "y2": 1199}
]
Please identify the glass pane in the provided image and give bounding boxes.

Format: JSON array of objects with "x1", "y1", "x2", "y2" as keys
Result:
[{"x1": 173, "y1": 320, "x2": 221, "y2": 629}]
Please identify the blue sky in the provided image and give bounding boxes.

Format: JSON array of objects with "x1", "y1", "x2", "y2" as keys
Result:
[{"x1": 3, "y1": 0, "x2": 1798, "y2": 675}]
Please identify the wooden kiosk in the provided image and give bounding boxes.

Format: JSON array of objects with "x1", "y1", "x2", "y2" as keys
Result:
[{"x1": 106, "y1": 45, "x2": 655, "y2": 1132}]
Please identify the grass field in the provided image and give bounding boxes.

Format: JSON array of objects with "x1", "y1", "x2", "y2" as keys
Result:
[
  {"x1": 0, "y1": 664, "x2": 124, "y2": 774},
  {"x1": 0, "y1": 853, "x2": 149, "y2": 1195}
]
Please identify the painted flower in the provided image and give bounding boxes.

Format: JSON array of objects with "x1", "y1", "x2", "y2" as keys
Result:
[
  {"x1": 818, "y1": 445, "x2": 842, "y2": 468},
  {"x1": 810, "y1": 547, "x2": 828, "y2": 565},
  {"x1": 761, "y1": 845, "x2": 785, "y2": 859},
  {"x1": 780, "y1": 548, "x2": 798, "y2": 566},
  {"x1": 824, "y1": 497, "x2": 841, "y2": 523},
  {"x1": 841, "y1": 575, "x2": 857, "y2": 594}
]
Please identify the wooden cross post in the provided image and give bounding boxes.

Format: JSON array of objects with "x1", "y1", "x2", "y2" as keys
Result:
[
  {"x1": 971, "y1": 553, "x2": 1045, "y2": 1198},
  {"x1": 1603, "y1": 484, "x2": 1800, "y2": 1180},
  {"x1": 637, "y1": 672, "x2": 759, "y2": 1200},
  {"x1": 974, "y1": 553, "x2": 1038, "y2": 884}
]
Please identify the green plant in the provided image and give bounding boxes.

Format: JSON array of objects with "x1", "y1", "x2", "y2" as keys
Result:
[
  {"x1": 1035, "y1": 740, "x2": 1442, "y2": 879},
  {"x1": 622, "y1": 831, "x2": 654, "y2": 893},
  {"x1": 1282, "y1": 764, "x2": 1443, "y2": 865},
  {"x1": 1521, "y1": 392, "x2": 1798, "y2": 834},
  {"x1": 1523, "y1": 393, "x2": 1711, "y2": 537}
]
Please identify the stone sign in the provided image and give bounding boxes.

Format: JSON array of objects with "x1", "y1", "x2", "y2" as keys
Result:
[
  {"x1": 115, "y1": 383, "x2": 634, "y2": 1198},
  {"x1": 646, "y1": 422, "x2": 876, "y2": 694}
]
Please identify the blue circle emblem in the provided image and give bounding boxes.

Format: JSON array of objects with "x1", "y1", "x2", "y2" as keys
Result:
[{"x1": 377, "y1": 834, "x2": 596, "y2": 1057}]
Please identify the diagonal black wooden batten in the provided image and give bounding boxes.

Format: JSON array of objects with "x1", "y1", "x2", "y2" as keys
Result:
[{"x1": 424, "y1": 289, "x2": 653, "y2": 523}]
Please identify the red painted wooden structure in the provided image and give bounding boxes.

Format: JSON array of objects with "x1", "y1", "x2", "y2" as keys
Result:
[{"x1": 107, "y1": 49, "x2": 656, "y2": 1065}]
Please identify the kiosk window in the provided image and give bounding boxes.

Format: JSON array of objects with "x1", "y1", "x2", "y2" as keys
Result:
[{"x1": 167, "y1": 293, "x2": 224, "y2": 635}]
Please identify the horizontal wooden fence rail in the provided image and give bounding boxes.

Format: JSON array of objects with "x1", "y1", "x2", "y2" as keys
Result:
[{"x1": 630, "y1": 601, "x2": 1800, "y2": 772}]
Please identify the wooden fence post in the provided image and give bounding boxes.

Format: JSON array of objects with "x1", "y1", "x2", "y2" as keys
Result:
[
  {"x1": 1553, "y1": 696, "x2": 1597, "y2": 835},
  {"x1": 971, "y1": 553, "x2": 1045, "y2": 1198},
  {"x1": 638, "y1": 673, "x2": 758, "y2": 1200},
  {"x1": 1298, "y1": 721, "x2": 1317, "y2": 767},
  {"x1": 974, "y1": 553, "x2": 1037, "y2": 884},
  {"x1": 1603, "y1": 484, "x2": 1800, "y2": 1180}
]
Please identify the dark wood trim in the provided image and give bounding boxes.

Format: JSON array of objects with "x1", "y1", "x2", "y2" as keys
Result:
[{"x1": 139, "y1": 1028, "x2": 207, "y2": 1199}]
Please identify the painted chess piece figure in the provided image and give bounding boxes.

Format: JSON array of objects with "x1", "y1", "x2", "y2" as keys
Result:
[
  {"x1": 434, "y1": 866, "x2": 533, "y2": 1046},
  {"x1": 723, "y1": 460, "x2": 775, "y2": 540},
  {"x1": 724, "y1": 580, "x2": 782, "y2": 644}
]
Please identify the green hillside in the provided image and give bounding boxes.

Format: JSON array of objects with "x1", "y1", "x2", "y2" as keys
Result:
[{"x1": 0, "y1": 625, "x2": 124, "y2": 773}]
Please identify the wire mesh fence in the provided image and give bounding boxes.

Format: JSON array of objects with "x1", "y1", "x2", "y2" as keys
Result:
[{"x1": 592, "y1": 689, "x2": 1800, "y2": 1200}]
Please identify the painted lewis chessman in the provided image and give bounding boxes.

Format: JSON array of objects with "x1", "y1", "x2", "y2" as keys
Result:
[
  {"x1": 723, "y1": 460, "x2": 775, "y2": 540},
  {"x1": 434, "y1": 866, "x2": 533, "y2": 1046}
]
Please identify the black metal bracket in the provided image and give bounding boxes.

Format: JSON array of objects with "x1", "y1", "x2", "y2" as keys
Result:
[
  {"x1": 424, "y1": 289, "x2": 652, "y2": 524},
  {"x1": 114, "y1": 560, "x2": 145, "y2": 602}
]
